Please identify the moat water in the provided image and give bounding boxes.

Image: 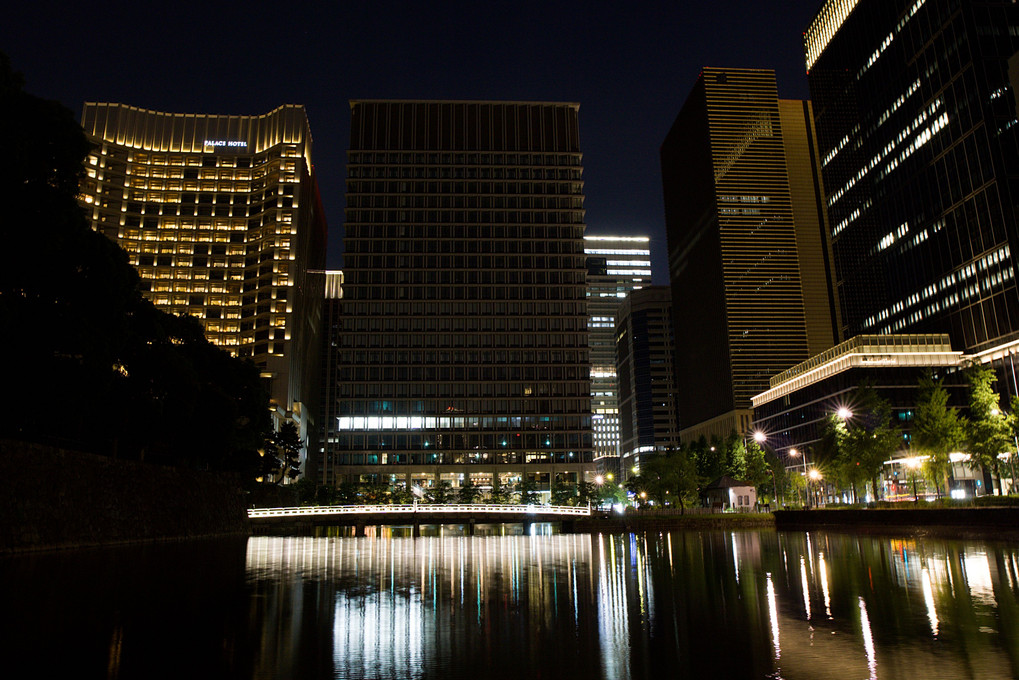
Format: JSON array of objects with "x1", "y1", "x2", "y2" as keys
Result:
[{"x1": 4, "y1": 527, "x2": 1019, "y2": 679}]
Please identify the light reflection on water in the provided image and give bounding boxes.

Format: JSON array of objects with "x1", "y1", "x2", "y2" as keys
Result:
[
  {"x1": 4, "y1": 529, "x2": 1019, "y2": 678},
  {"x1": 245, "y1": 531, "x2": 1019, "y2": 680}
]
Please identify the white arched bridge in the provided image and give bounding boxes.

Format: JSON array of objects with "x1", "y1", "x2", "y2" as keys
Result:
[{"x1": 248, "y1": 504, "x2": 592, "y2": 536}]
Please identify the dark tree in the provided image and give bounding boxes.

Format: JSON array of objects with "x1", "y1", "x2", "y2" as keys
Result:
[
  {"x1": 913, "y1": 372, "x2": 964, "y2": 497},
  {"x1": 0, "y1": 53, "x2": 272, "y2": 478},
  {"x1": 457, "y1": 476, "x2": 481, "y2": 504},
  {"x1": 516, "y1": 476, "x2": 539, "y2": 505}
]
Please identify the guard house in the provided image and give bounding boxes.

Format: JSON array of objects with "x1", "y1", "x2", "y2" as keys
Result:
[{"x1": 702, "y1": 476, "x2": 757, "y2": 511}]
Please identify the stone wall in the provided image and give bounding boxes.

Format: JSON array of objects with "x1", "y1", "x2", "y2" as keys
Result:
[{"x1": 1, "y1": 439, "x2": 249, "y2": 553}]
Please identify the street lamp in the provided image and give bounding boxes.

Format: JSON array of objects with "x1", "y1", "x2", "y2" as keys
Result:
[
  {"x1": 906, "y1": 457, "x2": 921, "y2": 502},
  {"x1": 837, "y1": 407, "x2": 853, "y2": 420},
  {"x1": 808, "y1": 468, "x2": 822, "y2": 508},
  {"x1": 789, "y1": 448, "x2": 808, "y2": 506}
]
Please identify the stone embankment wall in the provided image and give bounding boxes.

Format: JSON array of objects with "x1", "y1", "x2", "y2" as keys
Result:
[
  {"x1": 775, "y1": 508, "x2": 1019, "y2": 535},
  {"x1": 1, "y1": 440, "x2": 249, "y2": 553},
  {"x1": 576, "y1": 512, "x2": 775, "y2": 533}
]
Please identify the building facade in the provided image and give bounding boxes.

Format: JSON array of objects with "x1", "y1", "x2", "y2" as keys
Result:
[
  {"x1": 751, "y1": 333, "x2": 981, "y2": 498},
  {"x1": 660, "y1": 68, "x2": 839, "y2": 443},
  {"x1": 805, "y1": 0, "x2": 1019, "y2": 353},
  {"x1": 615, "y1": 286, "x2": 680, "y2": 478},
  {"x1": 316, "y1": 269, "x2": 344, "y2": 485},
  {"x1": 585, "y1": 235, "x2": 651, "y2": 472},
  {"x1": 78, "y1": 103, "x2": 327, "y2": 460},
  {"x1": 327, "y1": 100, "x2": 593, "y2": 495}
]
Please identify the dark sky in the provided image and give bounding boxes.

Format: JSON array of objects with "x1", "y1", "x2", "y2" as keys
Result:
[{"x1": 5, "y1": 0, "x2": 824, "y2": 284}]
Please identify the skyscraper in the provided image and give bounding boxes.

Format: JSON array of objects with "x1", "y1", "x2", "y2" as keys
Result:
[
  {"x1": 805, "y1": 0, "x2": 1019, "y2": 355},
  {"x1": 585, "y1": 235, "x2": 651, "y2": 472},
  {"x1": 328, "y1": 100, "x2": 593, "y2": 496},
  {"x1": 317, "y1": 269, "x2": 344, "y2": 485},
  {"x1": 660, "y1": 68, "x2": 838, "y2": 442},
  {"x1": 78, "y1": 103, "x2": 327, "y2": 455},
  {"x1": 615, "y1": 286, "x2": 680, "y2": 477}
]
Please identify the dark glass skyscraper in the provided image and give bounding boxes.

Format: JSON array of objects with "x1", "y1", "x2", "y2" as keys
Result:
[
  {"x1": 615, "y1": 286, "x2": 680, "y2": 478},
  {"x1": 806, "y1": 0, "x2": 1019, "y2": 353},
  {"x1": 327, "y1": 101, "x2": 593, "y2": 495}
]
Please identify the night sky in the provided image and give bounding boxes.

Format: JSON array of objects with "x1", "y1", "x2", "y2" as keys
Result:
[{"x1": 6, "y1": 0, "x2": 825, "y2": 284}]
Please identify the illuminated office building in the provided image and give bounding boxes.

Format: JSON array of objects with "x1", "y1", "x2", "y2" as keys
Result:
[
  {"x1": 78, "y1": 103, "x2": 327, "y2": 457},
  {"x1": 615, "y1": 286, "x2": 680, "y2": 478},
  {"x1": 661, "y1": 68, "x2": 839, "y2": 443},
  {"x1": 805, "y1": 0, "x2": 1019, "y2": 354},
  {"x1": 584, "y1": 235, "x2": 651, "y2": 472},
  {"x1": 328, "y1": 100, "x2": 593, "y2": 494}
]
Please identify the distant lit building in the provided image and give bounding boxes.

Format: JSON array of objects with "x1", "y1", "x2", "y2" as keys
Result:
[
  {"x1": 660, "y1": 68, "x2": 839, "y2": 444},
  {"x1": 616, "y1": 286, "x2": 680, "y2": 478},
  {"x1": 328, "y1": 100, "x2": 593, "y2": 496},
  {"x1": 585, "y1": 235, "x2": 651, "y2": 472},
  {"x1": 78, "y1": 103, "x2": 327, "y2": 462}
]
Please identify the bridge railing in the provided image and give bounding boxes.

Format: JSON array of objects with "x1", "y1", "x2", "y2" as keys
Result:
[{"x1": 248, "y1": 504, "x2": 591, "y2": 519}]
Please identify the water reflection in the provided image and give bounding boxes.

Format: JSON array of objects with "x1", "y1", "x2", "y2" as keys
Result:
[{"x1": 4, "y1": 530, "x2": 1019, "y2": 679}]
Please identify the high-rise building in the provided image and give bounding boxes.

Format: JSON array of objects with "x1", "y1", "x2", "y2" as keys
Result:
[
  {"x1": 78, "y1": 103, "x2": 327, "y2": 460},
  {"x1": 584, "y1": 235, "x2": 651, "y2": 472},
  {"x1": 615, "y1": 286, "x2": 680, "y2": 478},
  {"x1": 328, "y1": 100, "x2": 593, "y2": 497},
  {"x1": 805, "y1": 0, "x2": 1019, "y2": 355},
  {"x1": 660, "y1": 68, "x2": 838, "y2": 443},
  {"x1": 317, "y1": 269, "x2": 344, "y2": 485}
]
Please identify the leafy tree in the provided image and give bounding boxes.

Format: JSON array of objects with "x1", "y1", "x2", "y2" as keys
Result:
[
  {"x1": 912, "y1": 372, "x2": 964, "y2": 497},
  {"x1": 551, "y1": 476, "x2": 575, "y2": 505},
  {"x1": 625, "y1": 475, "x2": 651, "y2": 508},
  {"x1": 823, "y1": 386, "x2": 902, "y2": 502},
  {"x1": 430, "y1": 481, "x2": 453, "y2": 504},
  {"x1": 391, "y1": 485, "x2": 414, "y2": 504},
  {"x1": 273, "y1": 422, "x2": 303, "y2": 481},
  {"x1": 457, "y1": 477, "x2": 481, "y2": 504},
  {"x1": 489, "y1": 477, "x2": 512, "y2": 504},
  {"x1": 516, "y1": 476, "x2": 539, "y2": 505},
  {"x1": 725, "y1": 435, "x2": 748, "y2": 480},
  {"x1": 965, "y1": 365, "x2": 1011, "y2": 494},
  {"x1": 576, "y1": 481, "x2": 600, "y2": 507},
  {"x1": 692, "y1": 435, "x2": 727, "y2": 482},
  {"x1": 360, "y1": 482, "x2": 389, "y2": 504},
  {"x1": 743, "y1": 440, "x2": 771, "y2": 490}
]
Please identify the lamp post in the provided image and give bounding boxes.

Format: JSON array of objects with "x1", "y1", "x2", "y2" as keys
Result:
[
  {"x1": 751, "y1": 431, "x2": 778, "y2": 508},
  {"x1": 789, "y1": 447, "x2": 808, "y2": 507},
  {"x1": 808, "y1": 468, "x2": 822, "y2": 508},
  {"x1": 906, "y1": 457, "x2": 920, "y2": 503}
]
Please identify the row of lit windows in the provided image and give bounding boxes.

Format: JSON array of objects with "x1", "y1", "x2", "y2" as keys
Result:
[
  {"x1": 334, "y1": 349, "x2": 588, "y2": 366},
  {"x1": 863, "y1": 245, "x2": 1013, "y2": 330},
  {"x1": 348, "y1": 151, "x2": 581, "y2": 166},
  {"x1": 349, "y1": 194, "x2": 581, "y2": 210}
]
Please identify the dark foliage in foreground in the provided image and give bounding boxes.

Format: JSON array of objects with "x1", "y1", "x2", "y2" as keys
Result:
[{"x1": 0, "y1": 53, "x2": 270, "y2": 479}]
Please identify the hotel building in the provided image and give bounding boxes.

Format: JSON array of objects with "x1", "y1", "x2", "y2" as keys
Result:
[
  {"x1": 78, "y1": 103, "x2": 327, "y2": 459},
  {"x1": 326, "y1": 100, "x2": 593, "y2": 495}
]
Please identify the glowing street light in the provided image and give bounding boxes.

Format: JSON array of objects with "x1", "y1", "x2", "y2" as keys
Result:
[
  {"x1": 754, "y1": 431, "x2": 766, "y2": 443},
  {"x1": 837, "y1": 407, "x2": 852, "y2": 420},
  {"x1": 808, "y1": 468, "x2": 822, "y2": 508}
]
